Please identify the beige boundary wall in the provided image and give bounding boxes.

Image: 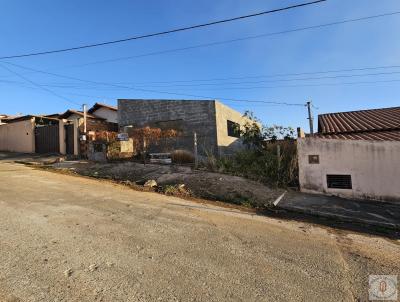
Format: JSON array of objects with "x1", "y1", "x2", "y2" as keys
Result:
[
  {"x1": 0, "y1": 118, "x2": 35, "y2": 153},
  {"x1": 298, "y1": 137, "x2": 400, "y2": 202},
  {"x1": 0, "y1": 118, "x2": 79, "y2": 155}
]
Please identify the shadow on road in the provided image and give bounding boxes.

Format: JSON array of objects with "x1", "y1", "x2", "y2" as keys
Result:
[
  {"x1": 168, "y1": 201, "x2": 400, "y2": 240},
  {"x1": 258, "y1": 208, "x2": 400, "y2": 240}
]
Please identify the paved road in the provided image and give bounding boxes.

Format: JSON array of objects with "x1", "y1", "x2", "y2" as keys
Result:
[
  {"x1": 0, "y1": 162, "x2": 398, "y2": 301},
  {"x1": 279, "y1": 191, "x2": 400, "y2": 230}
]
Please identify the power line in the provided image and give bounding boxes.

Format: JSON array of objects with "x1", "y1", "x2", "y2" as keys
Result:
[
  {"x1": 3, "y1": 62, "x2": 305, "y2": 106},
  {"x1": 0, "y1": 63, "x2": 80, "y2": 106},
  {"x1": 142, "y1": 78, "x2": 400, "y2": 90},
  {"x1": 5, "y1": 68, "x2": 400, "y2": 96},
  {"x1": 101, "y1": 70, "x2": 400, "y2": 88},
  {"x1": 0, "y1": 0, "x2": 326, "y2": 60},
  {"x1": 0, "y1": 10, "x2": 398, "y2": 82},
  {"x1": 3, "y1": 61, "x2": 400, "y2": 93},
  {"x1": 70, "y1": 11, "x2": 400, "y2": 69},
  {"x1": 0, "y1": 79, "x2": 119, "y2": 103},
  {"x1": 0, "y1": 71, "x2": 400, "y2": 90},
  {"x1": 3, "y1": 68, "x2": 400, "y2": 90},
  {"x1": 123, "y1": 64, "x2": 400, "y2": 85}
]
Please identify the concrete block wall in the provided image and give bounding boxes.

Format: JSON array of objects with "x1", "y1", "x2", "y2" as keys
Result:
[{"x1": 118, "y1": 99, "x2": 219, "y2": 155}]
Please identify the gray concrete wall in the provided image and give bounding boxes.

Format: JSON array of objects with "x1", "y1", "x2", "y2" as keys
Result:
[
  {"x1": 118, "y1": 99, "x2": 219, "y2": 155},
  {"x1": 298, "y1": 137, "x2": 400, "y2": 202}
]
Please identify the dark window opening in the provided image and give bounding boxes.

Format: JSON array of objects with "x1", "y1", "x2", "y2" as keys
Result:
[
  {"x1": 227, "y1": 120, "x2": 240, "y2": 138},
  {"x1": 327, "y1": 174, "x2": 352, "y2": 189},
  {"x1": 93, "y1": 143, "x2": 104, "y2": 153},
  {"x1": 308, "y1": 155, "x2": 319, "y2": 164}
]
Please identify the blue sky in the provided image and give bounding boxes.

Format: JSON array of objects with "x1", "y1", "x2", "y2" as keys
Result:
[{"x1": 0, "y1": 0, "x2": 399, "y2": 131}]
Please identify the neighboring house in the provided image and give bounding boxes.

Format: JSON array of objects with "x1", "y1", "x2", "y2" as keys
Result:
[
  {"x1": 0, "y1": 115, "x2": 62, "y2": 153},
  {"x1": 0, "y1": 114, "x2": 7, "y2": 125},
  {"x1": 59, "y1": 109, "x2": 118, "y2": 132},
  {"x1": 118, "y1": 99, "x2": 251, "y2": 156},
  {"x1": 297, "y1": 106, "x2": 400, "y2": 202},
  {"x1": 0, "y1": 103, "x2": 118, "y2": 156},
  {"x1": 0, "y1": 114, "x2": 19, "y2": 125},
  {"x1": 87, "y1": 103, "x2": 118, "y2": 123}
]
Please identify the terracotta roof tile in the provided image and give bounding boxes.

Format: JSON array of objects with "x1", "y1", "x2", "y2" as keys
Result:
[
  {"x1": 88, "y1": 102, "x2": 117, "y2": 114},
  {"x1": 318, "y1": 106, "x2": 400, "y2": 134},
  {"x1": 315, "y1": 129, "x2": 400, "y2": 141},
  {"x1": 317, "y1": 106, "x2": 400, "y2": 141}
]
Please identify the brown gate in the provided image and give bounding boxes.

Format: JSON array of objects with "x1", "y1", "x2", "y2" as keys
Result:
[
  {"x1": 35, "y1": 124, "x2": 60, "y2": 154},
  {"x1": 65, "y1": 124, "x2": 75, "y2": 155}
]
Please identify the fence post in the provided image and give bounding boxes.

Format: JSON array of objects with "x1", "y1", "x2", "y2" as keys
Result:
[
  {"x1": 277, "y1": 144, "x2": 281, "y2": 171},
  {"x1": 194, "y1": 132, "x2": 198, "y2": 169}
]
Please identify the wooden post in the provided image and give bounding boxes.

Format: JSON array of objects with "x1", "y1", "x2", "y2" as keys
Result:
[
  {"x1": 194, "y1": 132, "x2": 198, "y2": 169},
  {"x1": 142, "y1": 138, "x2": 146, "y2": 165},
  {"x1": 83, "y1": 104, "x2": 87, "y2": 134},
  {"x1": 277, "y1": 144, "x2": 281, "y2": 171}
]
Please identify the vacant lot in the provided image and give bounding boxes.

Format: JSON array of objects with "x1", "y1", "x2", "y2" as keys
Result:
[
  {"x1": 0, "y1": 161, "x2": 399, "y2": 301},
  {"x1": 58, "y1": 161, "x2": 286, "y2": 207}
]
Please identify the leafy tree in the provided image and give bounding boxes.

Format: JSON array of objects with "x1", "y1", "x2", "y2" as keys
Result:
[{"x1": 240, "y1": 111, "x2": 295, "y2": 148}]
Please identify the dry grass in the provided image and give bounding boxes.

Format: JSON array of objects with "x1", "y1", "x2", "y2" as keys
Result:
[{"x1": 171, "y1": 150, "x2": 194, "y2": 164}]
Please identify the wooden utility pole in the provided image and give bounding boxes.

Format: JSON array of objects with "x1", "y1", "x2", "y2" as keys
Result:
[
  {"x1": 83, "y1": 104, "x2": 87, "y2": 134},
  {"x1": 306, "y1": 101, "x2": 314, "y2": 136}
]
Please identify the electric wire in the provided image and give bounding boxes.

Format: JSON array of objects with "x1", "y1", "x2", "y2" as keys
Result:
[{"x1": 0, "y1": 0, "x2": 326, "y2": 59}]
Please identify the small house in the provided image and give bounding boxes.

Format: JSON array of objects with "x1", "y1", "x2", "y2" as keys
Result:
[{"x1": 297, "y1": 106, "x2": 400, "y2": 202}]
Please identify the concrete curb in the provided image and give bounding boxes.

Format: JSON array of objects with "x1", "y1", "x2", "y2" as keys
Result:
[{"x1": 277, "y1": 205, "x2": 400, "y2": 231}]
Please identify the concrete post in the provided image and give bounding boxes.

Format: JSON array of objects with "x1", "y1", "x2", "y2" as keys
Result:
[
  {"x1": 59, "y1": 119, "x2": 66, "y2": 155},
  {"x1": 30, "y1": 117, "x2": 36, "y2": 153},
  {"x1": 73, "y1": 119, "x2": 79, "y2": 156},
  {"x1": 306, "y1": 101, "x2": 314, "y2": 136}
]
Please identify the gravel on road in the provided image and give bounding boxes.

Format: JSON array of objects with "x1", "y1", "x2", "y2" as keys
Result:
[{"x1": 0, "y1": 162, "x2": 398, "y2": 302}]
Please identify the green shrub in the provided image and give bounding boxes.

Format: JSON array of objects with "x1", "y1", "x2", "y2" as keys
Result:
[{"x1": 215, "y1": 141, "x2": 298, "y2": 188}]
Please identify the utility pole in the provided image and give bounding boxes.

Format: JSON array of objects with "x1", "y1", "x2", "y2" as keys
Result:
[
  {"x1": 306, "y1": 101, "x2": 314, "y2": 136},
  {"x1": 82, "y1": 104, "x2": 87, "y2": 134}
]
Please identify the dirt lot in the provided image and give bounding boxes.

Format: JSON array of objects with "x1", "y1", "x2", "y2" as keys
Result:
[
  {"x1": 0, "y1": 160, "x2": 399, "y2": 301},
  {"x1": 56, "y1": 161, "x2": 286, "y2": 208}
]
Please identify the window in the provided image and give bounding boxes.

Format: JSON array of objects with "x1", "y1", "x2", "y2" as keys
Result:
[
  {"x1": 93, "y1": 143, "x2": 104, "y2": 153},
  {"x1": 327, "y1": 174, "x2": 352, "y2": 189},
  {"x1": 227, "y1": 120, "x2": 240, "y2": 138},
  {"x1": 308, "y1": 155, "x2": 320, "y2": 164}
]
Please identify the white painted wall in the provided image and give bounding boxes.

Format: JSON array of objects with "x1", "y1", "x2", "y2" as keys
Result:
[
  {"x1": 0, "y1": 119, "x2": 35, "y2": 153},
  {"x1": 298, "y1": 138, "x2": 400, "y2": 202},
  {"x1": 92, "y1": 108, "x2": 118, "y2": 123}
]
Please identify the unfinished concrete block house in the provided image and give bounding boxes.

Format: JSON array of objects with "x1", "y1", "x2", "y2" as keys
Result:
[{"x1": 118, "y1": 99, "x2": 249, "y2": 156}]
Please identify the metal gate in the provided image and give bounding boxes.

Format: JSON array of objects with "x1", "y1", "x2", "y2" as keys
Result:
[
  {"x1": 35, "y1": 124, "x2": 60, "y2": 154},
  {"x1": 65, "y1": 124, "x2": 75, "y2": 155}
]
